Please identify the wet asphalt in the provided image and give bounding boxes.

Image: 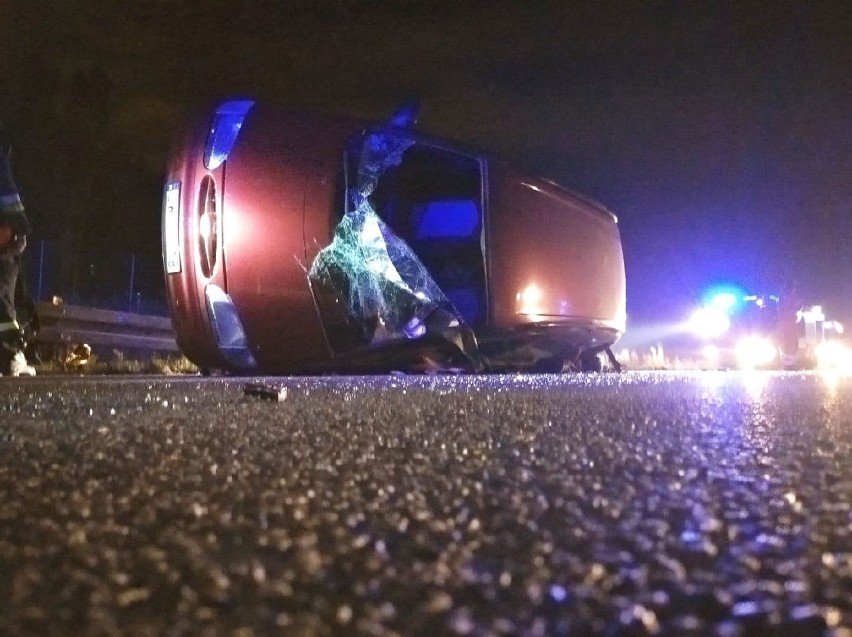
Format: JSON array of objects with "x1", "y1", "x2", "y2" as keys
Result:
[{"x1": 0, "y1": 371, "x2": 850, "y2": 637}]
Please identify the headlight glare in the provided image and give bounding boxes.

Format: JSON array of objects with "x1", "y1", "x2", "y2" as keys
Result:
[
  {"x1": 815, "y1": 341, "x2": 852, "y2": 370},
  {"x1": 690, "y1": 308, "x2": 730, "y2": 339},
  {"x1": 735, "y1": 336, "x2": 777, "y2": 368}
]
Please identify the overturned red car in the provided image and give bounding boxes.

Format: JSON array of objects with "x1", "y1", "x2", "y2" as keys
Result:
[{"x1": 162, "y1": 100, "x2": 626, "y2": 374}]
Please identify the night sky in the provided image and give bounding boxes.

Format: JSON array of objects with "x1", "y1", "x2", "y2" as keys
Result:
[{"x1": 3, "y1": 1, "x2": 851, "y2": 330}]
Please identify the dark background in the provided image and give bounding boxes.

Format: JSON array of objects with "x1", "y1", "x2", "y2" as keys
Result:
[{"x1": 2, "y1": 0, "x2": 851, "y2": 333}]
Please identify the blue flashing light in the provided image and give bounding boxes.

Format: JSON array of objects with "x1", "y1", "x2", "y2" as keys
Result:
[
  {"x1": 701, "y1": 283, "x2": 748, "y2": 315},
  {"x1": 710, "y1": 292, "x2": 738, "y2": 311},
  {"x1": 203, "y1": 100, "x2": 255, "y2": 170}
]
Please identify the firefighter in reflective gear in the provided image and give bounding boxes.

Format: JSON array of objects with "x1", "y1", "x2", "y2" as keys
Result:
[{"x1": 0, "y1": 135, "x2": 35, "y2": 376}]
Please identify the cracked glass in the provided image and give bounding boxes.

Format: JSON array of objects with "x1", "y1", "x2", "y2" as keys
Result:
[{"x1": 308, "y1": 130, "x2": 480, "y2": 366}]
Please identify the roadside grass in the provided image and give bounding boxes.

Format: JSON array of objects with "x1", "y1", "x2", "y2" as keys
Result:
[{"x1": 34, "y1": 348, "x2": 199, "y2": 376}]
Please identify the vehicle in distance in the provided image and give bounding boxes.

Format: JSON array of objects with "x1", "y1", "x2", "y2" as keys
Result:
[
  {"x1": 691, "y1": 293, "x2": 849, "y2": 370},
  {"x1": 162, "y1": 100, "x2": 626, "y2": 374}
]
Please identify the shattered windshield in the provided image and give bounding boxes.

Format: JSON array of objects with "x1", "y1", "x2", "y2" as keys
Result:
[{"x1": 308, "y1": 129, "x2": 482, "y2": 368}]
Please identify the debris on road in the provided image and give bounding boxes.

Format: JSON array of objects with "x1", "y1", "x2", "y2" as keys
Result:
[{"x1": 243, "y1": 382, "x2": 288, "y2": 402}]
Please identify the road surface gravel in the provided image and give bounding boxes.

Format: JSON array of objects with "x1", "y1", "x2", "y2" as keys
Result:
[{"x1": 0, "y1": 371, "x2": 850, "y2": 636}]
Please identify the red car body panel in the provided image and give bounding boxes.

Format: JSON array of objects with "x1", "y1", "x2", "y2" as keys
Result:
[
  {"x1": 220, "y1": 107, "x2": 355, "y2": 368},
  {"x1": 163, "y1": 121, "x2": 225, "y2": 368},
  {"x1": 487, "y1": 162, "x2": 626, "y2": 330},
  {"x1": 162, "y1": 101, "x2": 626, "y2": 373}
]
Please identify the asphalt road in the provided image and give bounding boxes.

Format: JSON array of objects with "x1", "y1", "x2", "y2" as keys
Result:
[{"x1": 0, "y1": 372, "x2": 850, "y2": 637}]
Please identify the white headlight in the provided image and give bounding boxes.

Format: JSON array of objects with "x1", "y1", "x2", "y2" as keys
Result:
[
  {"x1": 690, "y1": 308, "x2": 731, "y2": 339},
  {"x1": 735, "y1": 336, "x2": 777, "y2": 368},
  {"x1": 702, "y1": 344, "x2": 720, "y2": 361},
  {"x1": 816, "y1": 341, "x2": 852, "y2": 370}
]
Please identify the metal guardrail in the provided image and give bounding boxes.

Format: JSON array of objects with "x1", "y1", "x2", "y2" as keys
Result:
[{"x1": 35, "y1": 302, "x2": 180, "y2": 353}]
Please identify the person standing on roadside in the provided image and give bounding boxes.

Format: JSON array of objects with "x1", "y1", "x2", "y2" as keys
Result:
[
  {"x1": 0, "y1": 131, "x2": 36, "y2": 376},
  {"x1": 777, "y1": 278, "x2": 802, "y2": 368}
]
